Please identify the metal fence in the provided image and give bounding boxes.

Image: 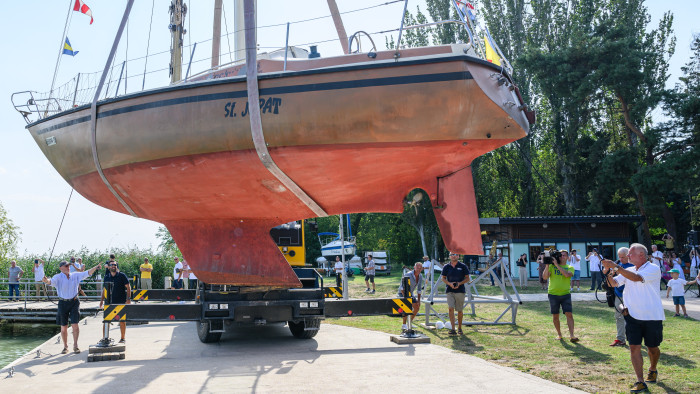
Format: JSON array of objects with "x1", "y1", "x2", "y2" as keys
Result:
[{"x1": 0, "y1": 278, "x2": 104, "y2": 304}]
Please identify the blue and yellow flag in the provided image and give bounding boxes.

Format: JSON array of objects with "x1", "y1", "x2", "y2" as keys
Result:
[{"x1": 62, "y1": 37, "x2": 79, "y2": 56}]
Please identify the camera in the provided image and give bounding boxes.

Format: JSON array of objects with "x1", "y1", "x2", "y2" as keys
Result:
[
  {"x1": 543, "y1": 249, "x2": 562, "y2": 264},
  {"x1": 34, "y1": 259, "x2": 39, "y2": 264}
]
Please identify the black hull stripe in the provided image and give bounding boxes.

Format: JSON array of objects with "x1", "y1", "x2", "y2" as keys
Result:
[{"x1": 35, "y1": 71, "x2": 472, "y2": 135}]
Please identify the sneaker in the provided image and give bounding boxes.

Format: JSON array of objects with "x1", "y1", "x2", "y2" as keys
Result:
[
  {"x1": 630, "y1": 381, "x2": 648, "y2": 393},
  {"x1": 610, "y1": 339, "x2": 626, "y2": 347},
  {"x1": 683, "y1": 314, "x2": 689, "y2": 318},
  {"x1": 365, "y1": 288, "x2": 370, "y2": 292},
  {"x1": 674, "y1": 313, "x2": 680, "y2": 317},
  {"x1": 645, "y1": 370, "x2": 657, "y2": 383},
  {"x1": 119, "y1": 338, "x2": 126, "y2": 344},
  {"x1": 371, "y1": 290, "x2": 375, "y2": 294}
]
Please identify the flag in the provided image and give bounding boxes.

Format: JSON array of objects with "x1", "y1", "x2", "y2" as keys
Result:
[
  {"x1": 484, "y1": 37, "x2": 501, "y2": 66},
  {"x1": 62, "y1": 37, "x2": 79, "y2": 56},
  {"x1": 456, "y1": 1, "x2": 477, "y2": 22},
  {"x1": 73, "y1": 0, "x2": 94, "y2": 24}
]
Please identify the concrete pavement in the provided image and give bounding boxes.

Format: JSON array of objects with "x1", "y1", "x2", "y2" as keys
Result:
[{"x1": 0, "y1": 313, "x2": 582, "y2": 393}]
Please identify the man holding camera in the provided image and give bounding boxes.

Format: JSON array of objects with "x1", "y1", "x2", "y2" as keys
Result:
[
  {"x1": 587, "y1": 248, "x2": 603, "y2": 291},
  {"x1": 604, "y1": 247, "x2": 634, "y2": 347},
  {"x1": 542, "y1": 250, "x2": 578, "y2": 342},
  {"x1": 602, "y1": 243, "x2": 664, "y2": 393},
  {"x1": 442, "y1": 252, "x2": 471, "y2": 336}
]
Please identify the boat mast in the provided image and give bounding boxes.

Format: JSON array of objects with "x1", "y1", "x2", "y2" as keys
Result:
[
  {"x1": 326, "y1": 0, "x2": 349, "y2": 54},
  {"x1": 234, "y1": 0, "x2": 254, "y2": 62},
  {"x1": 169, "y1": 0, "x2": 187, "y2": 83},
  {"x1": 212, "y1": 0, "x2": 223, "y2": 69}
]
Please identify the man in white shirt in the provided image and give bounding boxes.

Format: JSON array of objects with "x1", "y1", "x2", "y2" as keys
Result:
[
  {"x1": 172, "y1": 257, "x2": 184, "y2": 289},
  {"x1": 569, "y1": 250, "x2": 581, "y2": 291},
  {"x1": 650, "y1": 245, "x2": 663, "y2": 269},
  {"x1": 689, "y1": 248, "x2": 699, "y2": 279},
  {"x1": 334, "y1": 256, "x2": 344, "y2": 288},
  {"x1": 42, "y1": 260, "x2": 103, "y2": 354},
  {"x1": 602, "y1": 244, "x2": 664, "y2": 393},
  {"x1": 587, "y1": 249, "x2": 603, "y2": 291},
  {"x1": 32, "y1": 258, "x2": 48, "y2": 299}
]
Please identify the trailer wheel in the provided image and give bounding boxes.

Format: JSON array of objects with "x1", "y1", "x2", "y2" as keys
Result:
[
  {"x1": 288, "y1": 319, "x2": 321, "y2": 339},
  {"x1": 197, "y1": 320, "x2": 222, "y2": 343}
]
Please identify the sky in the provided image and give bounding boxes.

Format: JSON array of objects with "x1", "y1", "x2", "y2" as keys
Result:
[{"x1": 0, "y1": 0, "x2": 697, "y2": 257}]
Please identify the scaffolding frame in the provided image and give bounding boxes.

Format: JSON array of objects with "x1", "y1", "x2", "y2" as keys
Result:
[{"x1": 422, "y1": 258, "x2": 522, "y2": 326}]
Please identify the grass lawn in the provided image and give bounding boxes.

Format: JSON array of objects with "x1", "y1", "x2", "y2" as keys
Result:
[{"x1": 326, "y1": 271, "x2": 700, "y2": 393}]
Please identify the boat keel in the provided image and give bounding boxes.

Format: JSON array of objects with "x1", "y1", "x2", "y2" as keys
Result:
[{"x1": 165, "y1": 219, "x2": 302, "y2": 288}]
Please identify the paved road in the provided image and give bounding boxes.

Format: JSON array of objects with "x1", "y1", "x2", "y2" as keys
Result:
[{"x1": 0, "y1": 314, "x2": 582, "y2": 393}]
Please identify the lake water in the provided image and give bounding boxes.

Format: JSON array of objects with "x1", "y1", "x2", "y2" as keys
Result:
[{"x1": 0, "y1": 323, "x2": 60, "y2": 369}]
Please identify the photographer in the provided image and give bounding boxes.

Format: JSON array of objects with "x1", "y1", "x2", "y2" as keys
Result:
[
  {"x1": 587, "y1": 248, "x2": 603, "y2": 291},
  {"x1": 542, "y1": 250, "x2": 578, "y2": 342},
  {"x1": 602, "y1": 244, "x2": 664, "y2": 393},
  {"x1": 603, "y1": 247, "x2": 634, "y2": 347},
  {"x1": 516, "y1": 253, "x2": 528, "y2": 289},
  {"x1": 537, "y1": 253, "x2": 547, "y2": 290}
]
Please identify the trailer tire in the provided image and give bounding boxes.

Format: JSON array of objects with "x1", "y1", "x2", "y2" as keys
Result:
[
  {"x1": 288, "y1": 319, "x2": 321, "y2": 339},
  {"x1": 197, "y1": 320, "x2": 222, "y2": 343}
]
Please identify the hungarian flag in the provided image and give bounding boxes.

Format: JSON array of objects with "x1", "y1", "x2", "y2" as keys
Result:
[{"x1": 73, "y1": 0, "x2": 94, "y2": 24}]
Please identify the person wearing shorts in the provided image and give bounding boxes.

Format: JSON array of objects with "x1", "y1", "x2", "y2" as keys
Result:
[
  {"x1": 441, "y1": 252, "x2": 470, "y2": 336},
  {"x1": 602, "y1": 243, "x2": 665, "y2": 393},
  {"x1": 43, "y1": 260, "x2": 103, "y2": 354},
  {"x1": 364, "y1": 254, "x2": 376, "y2": 293},
  {"x1": 543, "y1": 250, "x2": 577, "y2": 342}
]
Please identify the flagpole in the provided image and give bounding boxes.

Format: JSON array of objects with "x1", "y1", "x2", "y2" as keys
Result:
[{"x1": 46, "y1": 0, "x2": 75, "y2": 117}]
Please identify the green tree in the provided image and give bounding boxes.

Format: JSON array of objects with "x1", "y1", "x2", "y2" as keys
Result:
[{"x1": 0, "y1": 201, "x2": 21, "y2": 263}]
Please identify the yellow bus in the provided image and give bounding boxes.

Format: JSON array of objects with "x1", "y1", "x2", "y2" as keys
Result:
[{"x1": 270, "y1": 220, "x2": 306, "y2": 267}]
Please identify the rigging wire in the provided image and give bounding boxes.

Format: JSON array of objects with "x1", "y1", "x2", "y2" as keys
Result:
[
  {"x1": 47, "y1": 1, "x2": 75, "y2": 113},
  {"x1": 142, "y1": 0, "x2": 156, "y2": 90},
  {"x1": 42, "y1": 188, "x2": 75, "y2": 306},
  {"x1": 223, "y1": 1, "x2": 233, "y2": 63}
]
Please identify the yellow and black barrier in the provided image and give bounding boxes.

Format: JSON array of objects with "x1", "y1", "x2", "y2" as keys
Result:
[{"x1": 323, "y1": 286, "x2": 343, "y2": 298}]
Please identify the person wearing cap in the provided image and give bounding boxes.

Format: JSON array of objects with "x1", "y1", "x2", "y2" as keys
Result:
[
  {"x1": 543, "y1": 249, "x2": 578, "y2": 342},
  {"x1": 666, "y1": 268, "x2": 696, "y2": 317},
  {"x1": 602, "y1": 243, "x2": 665, "y2": 392},
  {"x1": 398, "y1": 262, "x2": 424, "y2": 331},
  {"x1": 42, "y1": 260, "x2": 102, "y2": 354},
  {"x1": 441, "y1": 252, "x2": 471, "y2": 335},
  {"x1": 603, "y1": 247, "x2": 634, "y2": 347}
]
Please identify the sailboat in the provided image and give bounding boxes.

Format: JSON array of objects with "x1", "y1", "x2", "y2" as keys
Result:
[
  {"x1": 12, "y1": 0, "x2": 531, "y2": 288},
  {"x1": 318, "y1": 215, "x2": 357, "y2": 260}
]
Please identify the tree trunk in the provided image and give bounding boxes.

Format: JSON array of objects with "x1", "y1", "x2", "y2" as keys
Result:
[{"x1": 635, "y1": 192, "x2": 652, "y2": 246}]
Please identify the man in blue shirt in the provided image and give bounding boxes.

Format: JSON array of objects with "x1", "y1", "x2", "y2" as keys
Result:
[
  {"x1": 604, "y1": 247, "x2": 635, "y2": 347},
  {"x1": 441, "y1": 252, "x2": 471, "y2": 335},
  {"x1": 42, "y1": 260, "x2": 102, "y2": 354},
  {"x1": 100, "y1": 261, "x2": 132, "y2": 343}
]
